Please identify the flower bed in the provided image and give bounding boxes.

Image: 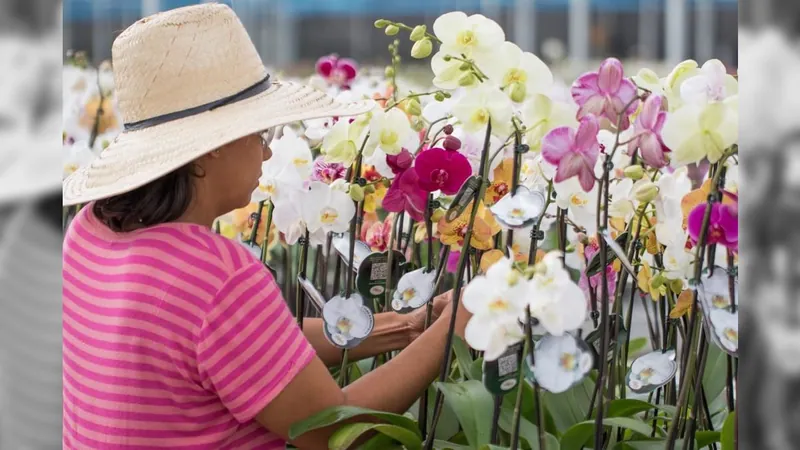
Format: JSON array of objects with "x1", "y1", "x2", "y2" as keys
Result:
[{"x1": 63, "y1": 11, "x2": 739, "y2": 450}]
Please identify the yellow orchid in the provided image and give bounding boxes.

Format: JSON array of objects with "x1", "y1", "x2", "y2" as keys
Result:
[
  {"x1": 437, "y1": 201, "x2": 501, "y2": 251},
  {"x1": 484, "y1": 158, "x2": 514, "y2": 206},
  {"x1": 669, "y1": 289, "x2": 694, "y2": 318},
  {"x1": 231, "y1": 202, "x2": 280, "y2": 249}
]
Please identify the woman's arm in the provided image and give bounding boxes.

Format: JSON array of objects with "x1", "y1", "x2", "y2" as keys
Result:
[
  {"x1": 302, "y1": 297, "x2": 449, "y2": 367},
  {"x1": 302, "y1": 314, "x2": 409, "y2": 367},
  {"x1": 255, "y1": 291, "x2": 470, "y2": 450}
]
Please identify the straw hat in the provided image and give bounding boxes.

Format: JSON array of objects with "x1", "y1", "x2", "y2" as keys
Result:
[{"x1": 62, "y1": 3, "x2": 375, "y2": 206}]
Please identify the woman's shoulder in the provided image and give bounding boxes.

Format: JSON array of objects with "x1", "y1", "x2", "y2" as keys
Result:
[{"x1": 64, "y1": 205, "x2": 264, "y2": 278}]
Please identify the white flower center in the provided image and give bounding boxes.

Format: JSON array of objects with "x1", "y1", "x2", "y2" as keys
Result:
[
  {"x1": 380, "y1": 129, "x2": 399, "y2": 147},
  {"x1": 457, "y1": 29, "x2": 476, "y2": 47},
  {"x1": 471, "y1": 108, "x2": 490, "y2": 125},
  {"x1": 293, "y1": 157, "x2": 309, "y2": 167},
  {"x1": 570, "y1": 194, "x2": 588, "y2": 207},
  {"x1": 336, "y1": 317, "x2": 353, "y2": 335},
  {"x1": 559, "y1": 352, "x2": 577, "y2": 370},
  {"x1": 320, "y1": 207, "x2": 339, "y2": 224},
  {"x1": 488, "y1": 297, "x2": 511, "y2": 313},
  {"x1": 503, "y1": 68, "x2": 527, "y2": 86},
  {"x1": 259, "y1": 181, "x2": 277, "y2": 196}
]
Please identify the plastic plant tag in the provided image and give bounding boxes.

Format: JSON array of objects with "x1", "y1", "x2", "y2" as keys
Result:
[
  {"x1": 601, "y1": 229, "x2": 636, "y2": 277},
  {"x1": 483, "y1": 342, "x2": 523, "y2": 394},
  {"x1": 321, "y1": 293, "x2": 374, "y2": 349},
  {"x1": 391, "y1": 267, "x2": 437, "y2": 314},
  {"x1": 297, "y1": 276, "x2": 326, "y2": 312},
  {"x1": 356, "y1": 250, "x2": 406, "y2": 301},
  {"x1": 489, "y1": 186, "x2": 546, "y2": 229},
  {"x1": 332, "y1": 234, "x2": 372, "y2": 271},
  {"x1": 626, "y1": 349, "x2": 678, "y2": 394},
  {"x1": 445, "y1": 175, "x2": 482, "y2": 223},
  {"x1": 697, "y1": 266, "x2": 739, "y2": 357}
]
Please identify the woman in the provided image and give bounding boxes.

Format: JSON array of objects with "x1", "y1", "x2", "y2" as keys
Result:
[{"x1": 62, "y1": 4, "x2": 471, "y2": 449}]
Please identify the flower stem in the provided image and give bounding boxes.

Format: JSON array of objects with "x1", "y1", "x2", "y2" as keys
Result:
[
  {"x1": 593, "y1": 158, "x2": 612, "y2": 450},
  {"x1": 294, "y1": 229, "x2": 311, "y2": 330},
  {"x1": 248, "y1": 200, "x2": 267, "y2": 245},
  {"x1": 384, "y1": 213, "x2": 400, "y2": 311},
  {"x1": 423, "y1": 120, "x2": 493, "y2": 450},
  {"x1": 259, "y1": 201, "x2": 274, "y2": 265}
]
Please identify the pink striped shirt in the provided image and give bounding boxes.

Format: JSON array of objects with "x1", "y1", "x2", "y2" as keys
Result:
[{"x1": 62, "y1": 205, "x2": 315, "y2": 449}]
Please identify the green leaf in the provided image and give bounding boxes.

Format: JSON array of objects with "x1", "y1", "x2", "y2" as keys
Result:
[
  {"x1": 328, "y1": 423, "x2": 422, "y2": 450},
  {"x1": 498, "y1": 408, "x2": 560, "y2": 450},
  {"x1": 452, "y1": 336, "x2": 475, "y2": 380},
  {"x1": 478, "y1": 446, "x2": 510, "y2": 450},
  {"x1": 288, "y1": 405, "x2": 420, "y2": 440},
  {"x1": 543, "y1": 376, "x2": 595, "y2": 434},
  {"x1": 613, "y1": 440, "x2": 692, "y2": 450},
  {"x1": 604, "y1": 399, "x2": 676, "y2": 419},
  {"x1": 470, "y1": 357, "x2": 484, "y2": 381},
  {"x1": 359, "y1": 433, "x2": 401, "y2": 450},
  {"x1": 627, "y1": 337, "x2": 649, "y2": 358},
  {"x1": 409, "y1": 386, "x2": 460, "y2": 441},
  {"x1": 432, "y1": 440, "x2": 472, "y2": 450},
  {"x1": 560, "y1": 417, "x2": 660, "y2": 450},
  {"x1": 696, "y1": 430, "x2": 721, "y2": 448},
  {"x1": 720, "y1": 411, "x2": 735, "y2": 450},
  {"x1": 435, "y1": 380, "x2": 494, "y2": 448}
]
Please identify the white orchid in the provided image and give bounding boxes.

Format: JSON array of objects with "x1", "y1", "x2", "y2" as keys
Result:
[
  {"x1": 271, "y1": 189, "x2": 327, "y2": 246},
  {"x1": 322, "y1": 294, "x2": 374, "y2": 347},
  {"x1": 462, "y1": 257, "x2": 528, "y2": 361},
  {"x1": 661, "y1": 243, "x2": 694, "y2": 280},
  {"x1": 652, "y1": 170, "x2": 691, "y2": 247},
  {"x1": 432, "y1": 11, "x2": 505, "y2": 66},
  {"x1": 392, "y1": 268, "x2": 437, "y2": 312},
  {"x1": 521, "y1": 93, "x2": 577, "y2": 152},
  {"x1": 607, "y1": 178, "x2": 636, "y2": 223},
  {"x1": 679, "y1": 59, "x2": 738, "y2": 105},
  {"x1": 453, "y1": 126, "x2": 505, "y2": 178},
  {"x1": 452, "y1": 83, "x2": 513, "y2": 136},
  {"x1": 483, "y1": 42, "x2": 553, "y2": 102},
  {"x1": 431, "y1": 51, "x2": 469, "y2": 90},
  {"x1": 253, "y1": 147, "x2": 304, "y2": 206},
  {"x1": 531, "y1": 333, "x2": 593, "y2": 394},
  {"x1": 519, "y1": 152, "x2": 555, "y2": 190},
  {"x1": 553, "y1": 177, "x2": 599, "y2": 236},
  {"x1": 661, "y1": 59, "x2": 702, "y2": 112},
  {"x1": 366, "y1": 107, "x2": 415, "y2": 156},
  {"x1": 63, "y1": 141, "x2": 96, "y2": 179},
  {"x1": 321, "y1": 119, "x2": 369, "y2": 166},
  {"x1": 528, "y1": 251, "x2": 587, "y2": 336},
  {"x1": 302, "y1": 181, "x2": 356, "y2": 234},
  {"x1": 631, "y1": 68, "x2": 665, "y2": 97},
  {"x1": 270, "y1": 127, "x2": 314, "y2": 180}
]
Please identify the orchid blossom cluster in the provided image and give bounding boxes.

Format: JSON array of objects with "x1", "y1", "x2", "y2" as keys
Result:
[{"x1": 63, "y1": 10, "x2": 740, "y2": 448}]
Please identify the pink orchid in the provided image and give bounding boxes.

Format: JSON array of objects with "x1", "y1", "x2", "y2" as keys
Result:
[
  {"x1": 361, "y1": 216, "x2": 393, "y2": 252},
  {"x1": 572, "y1": 57, "x2": 639, "y2": 130},
  {"x1": 311, "y1": 156, "x2": 347, "y2": 184},
  {"x1": 315, "y1": 54, "x2": 358, "y2": 88},
  {"x1": 687, "y1": 191, "x2": 738, "y2": 253},
  {"x1": 628, "y1": 94, "x2": 670, "y2": 168},
  {"x1": 386, "y1": 148, "x2": 414, "y2": 175},
  {"x1": 382, "y1": 167, "x2": 428, "y2": 221},
  {"x1": 579, "y1": 240, "x2": 617, "y2": 309},
  {"x1": 414, "y1": 147, "x2": 472, "y2": 195},
  {"x1": 541, "y1": 114, "x2": 601, "y2": 192}
]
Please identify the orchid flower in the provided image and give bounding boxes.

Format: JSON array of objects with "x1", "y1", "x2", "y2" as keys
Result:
[
  {"x1": 437, "y1": 201, "x2": 501, "y2": 251},
  {"x1": 628, "y1": 94, "x2": 670, "y2": 168},
  {"x1": 528, "y1": 251, "x2": 588, "y2": 335},
  {"x1": 687, "y1": 191, "x2": 738, "y2": 252},
  {"x1": 521, "y1": 93, "x2": 577, "y2": 152},
  {"x1": 270, "y1": 127, "x2": 314, "y2": 181},
  {"x1": 578, "y1": 239, "x2": 618, "y2": 310},
  {"x1": 253, "y1": 148, "x2": 304, "y2": 206},
  {"x1": 452, "y1": 83, "x2": 514, "y2": 136},
  {"x1": 315, "y1": 54, "x2": 358, "y2": 89},
  {"x1": 272, "y1": 189, "x2": 327, "y2": 246},
  {"x1": 571, "y1": 57, "x2": 640, "y2": 130},
  {"x1": 662, "y1": 101, "x2": 738, "y2": 167},
  {"x1": 302, "y1": 181, "x2": 356, "y2": 234},
  {"x1": 553, "y1": 176, "x2": 599, "y2": 236},
  {"x1": 679, "y1": 59, "x2": 738, "y2": 105},
  {"x1": 541, "y1": 114, "x2": 601, "y2": 192},
  {"x1": 414, "y1": 147, "x2": 472, "y2": 195},
  {"x1": 483, "y1": 41, "x2": 553, "y2": 102},
  {"x1": 382, "y1": 168, "x2": 428, "y2": 221},
  {"x1": 311, "y1": 156, "x2": 347, "y2": 184},
  {"x1": 433, "y1": 11, "x2": 505, "y2": 64},
  {"x1": 462, "y1": 257, "x2": 528, "y2": 361},
  {"x1": 321, "y1": 118, "x2": 369, "y2": 166},
  {"x1": 366, "y1": 107, "x2": 415, "y2": 156},
  {"x1": 531, "y1": 333, "x2": 593, "y2": 394}
]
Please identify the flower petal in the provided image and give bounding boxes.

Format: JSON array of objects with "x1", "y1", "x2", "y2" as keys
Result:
[
  {"x1": 541, "y1": 126, "x2": 576, "y2": 165},
  {"x1": 598, "y1": 58, "x2": 624, "y2": 93},
  {"x1": 571, "y1": 72, "x2": 600, "y2": 106}
]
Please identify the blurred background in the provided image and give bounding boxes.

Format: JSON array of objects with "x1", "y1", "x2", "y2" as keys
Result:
[{"x1": 62, "y1": 0, "x2": 738, "y2": 80}]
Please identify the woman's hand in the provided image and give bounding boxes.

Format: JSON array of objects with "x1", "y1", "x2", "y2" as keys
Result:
[{"x1": 404, "y1": 289, "x2": 472, "y2": 343}]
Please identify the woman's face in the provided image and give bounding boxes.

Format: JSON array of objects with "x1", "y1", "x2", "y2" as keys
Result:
[{"x1": 205, "y1": 131, "x2": 273, "y2": 212}]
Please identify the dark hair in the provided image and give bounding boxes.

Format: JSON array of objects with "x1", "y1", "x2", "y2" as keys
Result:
[{"x1": 93, "y1": 163, "x2": 204, "y2": 232}]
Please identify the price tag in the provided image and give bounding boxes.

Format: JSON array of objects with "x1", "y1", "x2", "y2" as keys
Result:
[
  {"x1": 483, "y1": 342, "x2": 523, "y2": 394},
  {"x1": 356, "y1": 250, "x2": 406, "y2": 300}
]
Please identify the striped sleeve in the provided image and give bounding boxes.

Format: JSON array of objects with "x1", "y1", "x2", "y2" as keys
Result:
[{"x1": 196, "y1": 263, "x2": 315, "y2": 424}]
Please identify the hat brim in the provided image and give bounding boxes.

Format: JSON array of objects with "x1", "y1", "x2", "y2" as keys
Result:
[{"x1": 62, "y1": 80, "x2": 376, "y2": 206}]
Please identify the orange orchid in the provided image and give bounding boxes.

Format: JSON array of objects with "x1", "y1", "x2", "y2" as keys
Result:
[
  {"x1": 437, "y1": 201, "x2": 502, "y2": 251},
  {"x1": 484, "y1": 158, "x2": 514, "y2": 206},
  {"x1": 680, "y1": 179, "x2": 735, "y2": 230},
  {"x1": 78, "y1": 95, "x2": 119, "y2": 135},
  {"x1": 231, "y1": 202, "x2": 279, "y2": 249}
]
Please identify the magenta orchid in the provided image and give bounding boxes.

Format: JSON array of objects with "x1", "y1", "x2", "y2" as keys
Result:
[
  {"x1": 542, "y1": 114, "x2": 601, "y2": 192},
  {"x1": 315, "y1": 54, "x2": 358, "y2": 88},
  {"x1": 414, "y1": 147, "x2": 472, "y2": 195},
  {"x1": 386, "y1": 148, "x2": 413, "y2": 175},
  {"x1": 687, "y1": 191, "x2": 738, "y2": 252},
  {"x1": 382, "y1": 167, "x2": 428, "y2": 221},
  {"x1": 572, "y1": 57, "x2": 639, "y2": 130},
  {"x1": 579, "y1": 240, "x2": 617, "y2": 309},
  {"x1": 628, "y1": 94, "x2": 670, "y2": 168},
  {"x1": 311, "y1": 156, "x2": 347, "y2": 184}
]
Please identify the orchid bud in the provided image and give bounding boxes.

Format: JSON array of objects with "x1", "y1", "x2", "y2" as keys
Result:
[
  {"x1": 409, "y1": 25, "x2": 427, "y2": 42},
  {"x1": 385, "y1": 66, "x2": 395, "y2": 77},
  {"x1": 509, "y1": 82, "x2": 527, "y2": 103},
  {"x1": 431, "y1": 209, "x2": 445, "y2": 222},
  {"x1": 364, "y1": 184, "x2": 376, "y2": 194},
  {"x1": 411, "y1": 117, "x2": 426, "y2": 132},
  {"x1": 669, "y1": 280, "x2": 684, "y2": 295},
  {"x1": 374, "y1": 19, "x2": 390, "y2": 28},
  {"x1": 443, "y1": 135, "x2": 461, "y2": 151},
  {"x1": 649, "y1": 273, "x2": 667, "y2": 291},
  {"x1": 434, "y1": 92, "x2": 446, "y2": 102},
  {"x1": 443, "y1": 55, "x2": 452, "y2": 62},
  {"x1": 443, "y1": 124, "x2": 454, "y2": 135},
  {"x1": 385, "y1": 25, "x2": 400, "y2": 36},
  {"x1": 623, "y1": 165, "x2": 645, "y2": 180},
  {"x1": 459, "y1": 62, "x2": 471, "y2": 71},
  {"x1": 634, "y1": 182, "x2": 659, "y2": 203},
  {"x1": 458, "y1": 72, "x2": 477, "y2": 87},
  {"x1": 349, "y1": 184, "x2": 365, "y2": 202},
  {"x1": 406, "y1": 98, "x2": 422, "y2": 116},
  {"x1": 411, "y1": 38, "x2": 433, "y2": 59}
]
